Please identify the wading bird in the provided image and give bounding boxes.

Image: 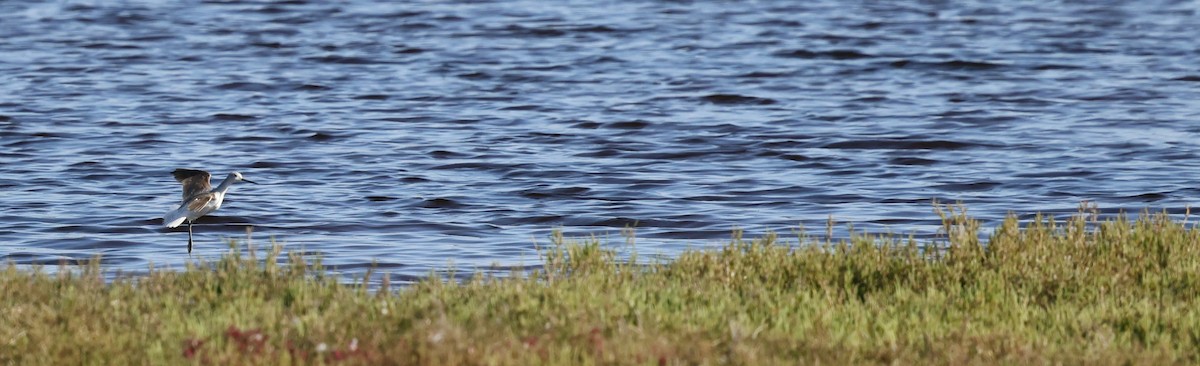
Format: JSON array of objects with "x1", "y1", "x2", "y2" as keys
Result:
[{"x1": 163, "y1": 169, "x2": 257, "y2": 253}]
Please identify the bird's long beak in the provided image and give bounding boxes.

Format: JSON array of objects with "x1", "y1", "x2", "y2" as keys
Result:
[{"x1": 243, "y1": 178, "x2": 259, "y2": 185}]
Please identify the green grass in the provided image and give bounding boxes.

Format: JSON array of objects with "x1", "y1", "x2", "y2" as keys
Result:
[{"x1": 3, "y1": 204, "x2": 1200, "y2": 365}]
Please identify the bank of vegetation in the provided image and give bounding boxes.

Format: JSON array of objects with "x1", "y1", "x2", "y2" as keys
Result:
[{"x1": 3, "y1": 205, "x2": 1199, "y2": 364}]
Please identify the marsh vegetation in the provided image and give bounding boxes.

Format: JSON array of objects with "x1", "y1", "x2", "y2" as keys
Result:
[{"x1": 3, "y1": 205, "x2": 1199, "y2": 364}]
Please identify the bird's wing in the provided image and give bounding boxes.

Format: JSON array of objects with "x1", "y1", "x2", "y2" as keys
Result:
[
  {"x1": 185, "y1": 192, "x2": 215, "y2": 212},
  {"x1": 172, "y1": 169, "x2": 211, "y2": 200}
]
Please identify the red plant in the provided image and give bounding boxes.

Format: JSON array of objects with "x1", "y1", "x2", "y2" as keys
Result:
[
  {"x1": 588, "y1": 327, "x2": 605, "y2": 354},
  {"x1": 182, "y1": 338, "x2": 205, "y2": 359},
  {"x1": 214, "y1": 326, "x2": 366, "y2": 363},
  {"x1": 323, "y1": 339, "x2": 363, "y2": 363},
  {"x1": 286, "y1": 340, "x2": 312, "y2": 362},
  {"x1": 224, "y1": 325, "x2": 268, "y2": 354}
]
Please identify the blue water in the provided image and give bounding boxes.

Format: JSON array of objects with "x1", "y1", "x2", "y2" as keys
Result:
[{"x1": 2, "y1": 0, "x2": 1199, "y2": 281}]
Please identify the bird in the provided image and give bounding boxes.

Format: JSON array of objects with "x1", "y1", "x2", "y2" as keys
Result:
[{"x1": 163, "y1": 169, "x2": 258, "y2": 253}]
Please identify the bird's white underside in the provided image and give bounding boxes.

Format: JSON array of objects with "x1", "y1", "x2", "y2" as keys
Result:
[{"x1": 162, "y1": 192, "x2": 225, "y2": 228}]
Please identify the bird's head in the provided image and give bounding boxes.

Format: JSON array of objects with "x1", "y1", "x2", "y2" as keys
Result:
[{"x1": 231, "y1": 172, "x2": 258, "y2": 185}]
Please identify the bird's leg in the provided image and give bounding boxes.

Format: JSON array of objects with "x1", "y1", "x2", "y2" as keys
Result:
[{"x1": 187, "y1": 221, "x2": 194, "y2": 254}]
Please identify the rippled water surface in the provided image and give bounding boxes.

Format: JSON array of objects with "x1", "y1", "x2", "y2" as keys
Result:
[{"x1": 2, "y1": 0, "x2": 1200, "y2": 280}]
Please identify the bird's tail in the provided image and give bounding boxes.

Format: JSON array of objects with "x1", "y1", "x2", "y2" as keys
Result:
[{"x1": 163, "y1": 206, "x2": 188, "y2": 228}]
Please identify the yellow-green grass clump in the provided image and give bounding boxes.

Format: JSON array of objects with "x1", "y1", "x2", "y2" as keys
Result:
[{"x1": 3, "y1": 205, "x2": 1200, "y2": 365}]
